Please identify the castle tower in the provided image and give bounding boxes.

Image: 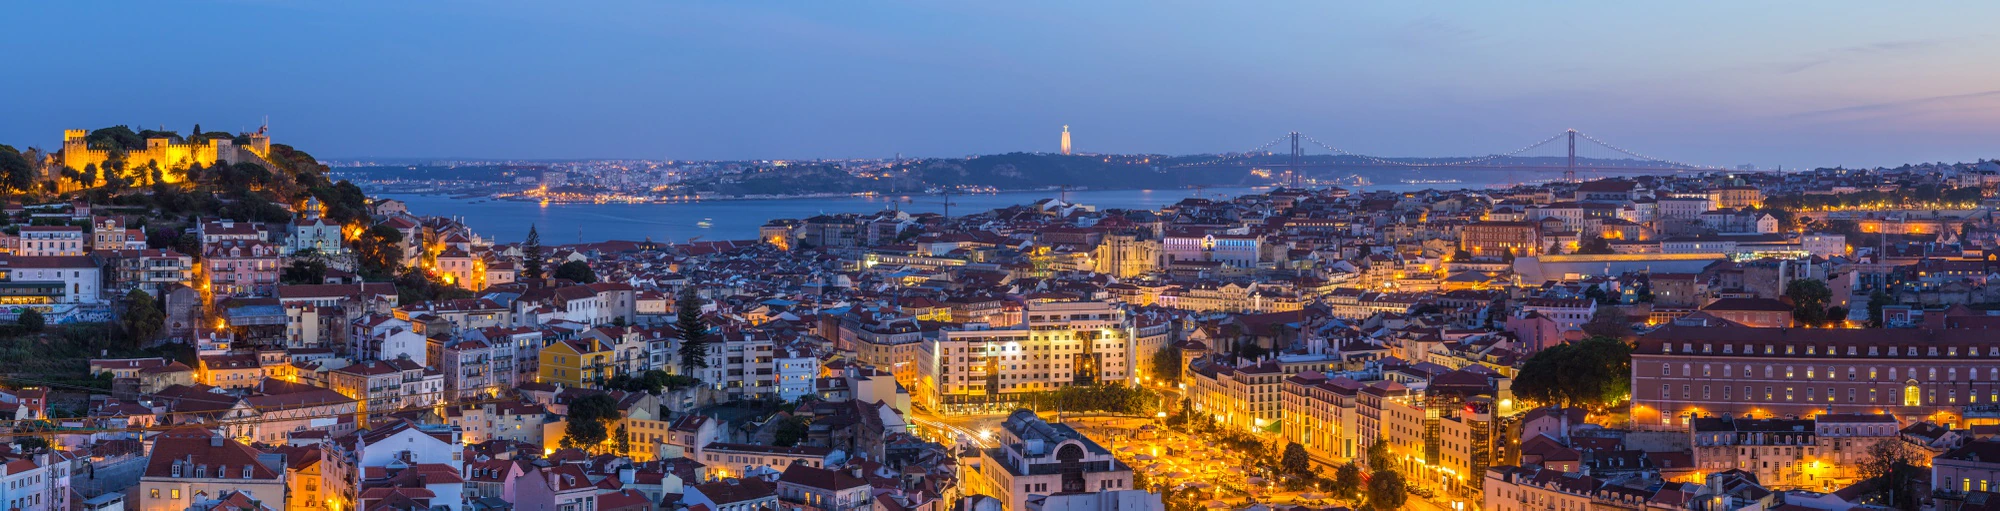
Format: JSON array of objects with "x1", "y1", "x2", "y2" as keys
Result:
[
  {"x1": 1060, "y1": 125, "x2": 1072, "y2": 156},
  {"x1": 247, "y1": 126, "x2": 271, "y2": 157},
  {"x1": 61, "y1": 129, "x2": 107, "y2": 172}
]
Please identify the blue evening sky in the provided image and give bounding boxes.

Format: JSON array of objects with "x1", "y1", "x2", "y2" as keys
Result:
[{"x1": 3, "y1": 1, "x2": 1998, "y2": 168}]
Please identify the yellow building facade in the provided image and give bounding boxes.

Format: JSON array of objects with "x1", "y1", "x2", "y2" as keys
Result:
[{"x1": 539, "y1": 338, "x2": 613, "y2": 388}]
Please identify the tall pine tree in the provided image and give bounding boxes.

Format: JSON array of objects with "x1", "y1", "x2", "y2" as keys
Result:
[
  {"x1": 522, "y1": 224, "x2": 545, "y2": 280},
  {"x1": 676, "y1": 287, "x2": 710, "y2": 376}
]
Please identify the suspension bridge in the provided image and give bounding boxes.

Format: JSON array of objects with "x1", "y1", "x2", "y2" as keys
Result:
[{"x1": 1171, "y1": 129, "x2": 1747, "y2": 187}]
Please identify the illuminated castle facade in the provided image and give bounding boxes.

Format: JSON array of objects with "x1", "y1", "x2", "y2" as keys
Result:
[{"x1": 59, "y1": 128, "x2": 271, "y2": 178}]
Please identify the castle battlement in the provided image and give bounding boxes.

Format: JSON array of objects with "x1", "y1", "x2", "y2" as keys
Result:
[{"x1": 56, "y1": 128, "x2": 272, "y2": 186}]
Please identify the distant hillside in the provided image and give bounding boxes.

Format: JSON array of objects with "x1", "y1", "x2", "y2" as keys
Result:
[
  {"x1": 684, "y1": 153, "x2": 1259, "y2": 195},
  {"x1": 904, "y1": 153, "x2": 1253, "y2": 189}
]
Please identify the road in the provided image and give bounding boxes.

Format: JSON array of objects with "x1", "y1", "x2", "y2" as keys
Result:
[{"x1": 908, "y1": 407, "x2": 1010, "y2": 449}]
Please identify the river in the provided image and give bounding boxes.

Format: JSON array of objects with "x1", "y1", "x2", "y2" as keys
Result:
[{"x1": 378, "y1": 177, "x2": 1516, "y2": 243}]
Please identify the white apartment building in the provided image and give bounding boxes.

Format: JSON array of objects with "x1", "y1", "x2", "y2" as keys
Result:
[
  {"x1": 774, "y1": 348, "x2": 819, "y2": 401},
  {"x1": 0, "y1": 255, "x2": 104, "y2": 304},
  {"x1": 17, "y1": 227, "x2": 85, "y2": 257},
  {"x1": 699, "y1": 331, "x2": 776, "y2": 400},
  {"x1": 917, "y1": 301, "x2": 1131, "y2": 412}
]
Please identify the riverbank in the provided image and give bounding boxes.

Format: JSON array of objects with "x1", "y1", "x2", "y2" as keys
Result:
[
  {"x1": 378, "y1": 187, "x2": 1276, "y2": 243},
  {"x1": 368, "y1": 184, "x2": 1250, "y2": 204}
]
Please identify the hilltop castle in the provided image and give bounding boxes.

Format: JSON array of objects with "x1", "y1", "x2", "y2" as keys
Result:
[{"x1": 58, "y1": 127, "x2": 271, "y2": 177}]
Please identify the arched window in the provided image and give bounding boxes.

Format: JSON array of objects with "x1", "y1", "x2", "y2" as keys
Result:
[{"x1": 1904, "y1": 380, "x2": 1921, "y2": 407}]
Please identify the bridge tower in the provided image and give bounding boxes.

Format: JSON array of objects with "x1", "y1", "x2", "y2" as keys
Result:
[
  {"x1": 1289, "y1": 131, "x2": 1301, "y2": 188},
  {"x1": 1564, "y1": 129, "x2": 1577, "y2": 182}
]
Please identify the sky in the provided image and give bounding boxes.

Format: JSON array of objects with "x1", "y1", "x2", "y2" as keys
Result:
[{"x1": 4, "y1": 1, "x2": 2000, "y2": 169}]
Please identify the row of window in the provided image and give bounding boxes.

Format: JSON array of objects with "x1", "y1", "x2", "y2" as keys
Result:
[
  {"x1": 1665, "y1": 341, "x2": 2000, "y2": 358},
  {"x1": 1666, "y1": 383, "x2": 1960, "y2": 406},
  {"x1": 1666, "y1": 363, "x2": 1998, "y2": 383}
]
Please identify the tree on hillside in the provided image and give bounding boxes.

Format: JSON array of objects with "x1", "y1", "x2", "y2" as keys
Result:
[
  {"x1": 1365, "y1": 470, "x2": 1407, "y2": 510},
  {"x1": 1785, "y1": 279, "x2": 1834, "y2": 326},
  {"x1": 1151, "y1": 345, "x2": 1183, "y2": 384},
  {"x1": 1330, "y1": 462, "x2": 1362, "y2": 502},
  {"x1": 563, "y1": 393, "x2": 620, "y2": 453},
  {"x1": 121, "y1": 289, "x2": 164, "y2": 347},
  {"x1": 1576, "y1": 235, "x2": 1614, "y2": 255},
  {"x1": 1513, "y1": 336, "x2": 1632, "y2": 411},
  {"x1": 1280, "y1": 442, "x2": 1313, "y2": 481},
  {"x1": 555, "y1": 260, "x2": 597, "y2": 284},
  {"x1": 676, "y1": 287, "x2": 711, "y2": 376},
  {"x1": 282, "y1": 258, "x2": 328, "y2": 285},
  {"x1": 16, "y1": 309, "x2": 44, "y2": 333},
  {"x1": 1861, "y1": 436, "x2": 1925, "y2": 510},
  {"x1": 0, "y1": 146, "x2": 35, "y2": 193},
  {"x1": 1866, "y1": 290, "x2": 1893, "y2": 327},
  {"x1": 352, "y1": 225, "x2": 405, "y2": 280},
  {"x1": 1365, "y1": 440, "x2": 1393, "y2": 473},
  {"x1": 522, "y1": 225, "x2": 545, "y2": 280},
  {"x1": 613, "y1": 423, "x2": 631, "y2": 455},
  {"x1": 1581, "y1": 306, "x2": 1634, "y2": 340}
]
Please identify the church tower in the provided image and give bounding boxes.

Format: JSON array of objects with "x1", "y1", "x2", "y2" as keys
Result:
[{"x1": 1060, "y1": 125, "x2": 1072, "y2": 155}]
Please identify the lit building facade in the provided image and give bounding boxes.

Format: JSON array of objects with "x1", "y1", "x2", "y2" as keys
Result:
[
  {"x1": 1689, "y1": 414, "x2": 1897, "y2": 490},
  {"x1": 1459, "y1": 221, "x2": 1541, "y2": 260},
  {"x1": 976, "y1": 410, "x2": 1134, "y2": 511},
  {"x1": 1632, "y1": 326, "x2": 2000, "y2": 428},
  {"x1": 916, "y1": 301, "x2": 1130, "y2": 412}
]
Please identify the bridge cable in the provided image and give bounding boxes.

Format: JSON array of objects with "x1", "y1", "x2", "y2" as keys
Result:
[
  {"x1": 1168, "y1": 133, "x2": 1298, "y2": 168},
  {"x1": 1570, "y1": 131, "x2": 1721, "y2": 170}
]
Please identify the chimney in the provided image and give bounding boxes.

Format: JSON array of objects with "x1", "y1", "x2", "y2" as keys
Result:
[{"x1": 850, "y1": 465, "x2": 864, "y2": 479}]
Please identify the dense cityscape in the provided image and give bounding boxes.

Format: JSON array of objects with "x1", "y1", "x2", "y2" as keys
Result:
[
  {"x1": 1, "y1": 120, "x2": 1999, "y2": 511},
  {"x1": 9, "y1": 3, "x2": 2000, "y2": 511}
]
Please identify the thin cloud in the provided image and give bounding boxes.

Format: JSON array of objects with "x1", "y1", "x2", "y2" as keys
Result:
[
  {"x1": 1385, "y1": 15, "x2": 1487, "y2": 50},
  {"x1": 1764, "y1": 38, "x2": 1950, "y2": 74},
  {"x1": 1785, "y1": 89, "x2": 2000, "y2": 120}
]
